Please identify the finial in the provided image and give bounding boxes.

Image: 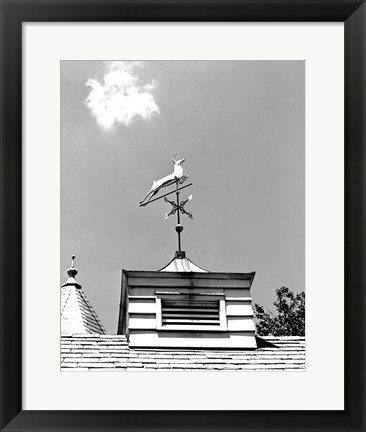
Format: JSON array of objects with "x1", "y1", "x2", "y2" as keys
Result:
[
  {"x1": 66, "y1": 254, "x2": 78, "y2": 279},
  {"x1": 175, "y1": 224, "x2": 184, "y2": 234},
  {"x1": 62, "y1": 255, "x2": 81, "y2": 288}
]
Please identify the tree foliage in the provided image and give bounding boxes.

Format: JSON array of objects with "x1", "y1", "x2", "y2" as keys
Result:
[{"x1": 254, "y1": 286, "x2": 305, "y2": 336}]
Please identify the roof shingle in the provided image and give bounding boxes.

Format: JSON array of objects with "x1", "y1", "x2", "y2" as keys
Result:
[{"x1": 61, "y1": 334, "x2": 305, "y2": 371}]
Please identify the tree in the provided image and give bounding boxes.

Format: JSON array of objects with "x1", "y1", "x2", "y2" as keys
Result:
[{"x1": 253, "y1": 286, "x2": 305, "y2": 336}]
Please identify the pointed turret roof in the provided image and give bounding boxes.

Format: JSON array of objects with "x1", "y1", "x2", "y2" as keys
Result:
[
  {"x1": 158, "y1": 251, "x2": 208, "y2": 273},
  {"x1": 61, "y1": 256, "x2": 105, "y2": 335}
]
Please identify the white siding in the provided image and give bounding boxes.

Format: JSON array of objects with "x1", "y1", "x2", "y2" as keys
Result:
[
  {"x1": 227, "y1": 317, "x2": 256, "y2": 331},
  {"x1": 128, "y1": 299, "x2": 156, "y2": 314},
  {"x1": 129, "y1": 330, "x2": 257, "y2": 349},
  {"x1": 129, "y1": 315, "x2": 156, "y2": 329},
  {"x1": 226, "y1": 301, "x2": 254, "y2": 317}
]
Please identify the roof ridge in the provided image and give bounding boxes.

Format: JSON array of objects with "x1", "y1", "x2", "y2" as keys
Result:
[{"x1": 78, "y1": 290, "x2": 106, "y2": 334}]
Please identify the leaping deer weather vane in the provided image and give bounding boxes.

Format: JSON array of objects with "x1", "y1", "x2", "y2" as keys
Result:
[{"x1": 139, "y1": 155, "x2": 193, "y2": 253}]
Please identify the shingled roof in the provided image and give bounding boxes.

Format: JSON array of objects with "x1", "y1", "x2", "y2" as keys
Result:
[
  {"x1": 61, "y1": 256, "x2": 105, "y2": 335},
  {"x1": 61, "y1": 334, "x2": 305, "y2": 371}
]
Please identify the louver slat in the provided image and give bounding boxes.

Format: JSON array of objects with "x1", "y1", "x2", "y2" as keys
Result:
[
  {"x1": 163, "y1": 314, "x2": 219, "y2": 319},
  {"x1": 161, "y1": 300, "x2": 221, "y2": 327},
  {"x1": 163, "y1": 308, "x2": 218, "y2": 313}
]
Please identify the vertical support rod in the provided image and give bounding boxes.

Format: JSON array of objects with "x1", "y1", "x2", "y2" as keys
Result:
[{"x1": 175, "y1": 179, "x2": 181, "y2": 252}]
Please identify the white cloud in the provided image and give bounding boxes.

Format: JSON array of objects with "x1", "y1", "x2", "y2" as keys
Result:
[{"x1": 85, "y1": 61, "x2": 160, "y2": 130}]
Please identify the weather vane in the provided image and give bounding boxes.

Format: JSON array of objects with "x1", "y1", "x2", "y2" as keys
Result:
[{"x1": 139, "y1": 154, "x2": 193, "y2": 254}]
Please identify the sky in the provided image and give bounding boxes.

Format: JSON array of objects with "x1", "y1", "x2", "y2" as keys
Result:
[{"x1": 61, "y1": 60, "x2": 305, "y2": 334}]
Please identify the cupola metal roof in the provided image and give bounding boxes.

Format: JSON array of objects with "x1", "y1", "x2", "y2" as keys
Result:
[{"x1": 158, "y1": 251, "x2": 208, "y2": 272}]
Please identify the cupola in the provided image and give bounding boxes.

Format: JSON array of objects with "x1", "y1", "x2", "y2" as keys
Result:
[
  {"x1": 61, "y1": 255, "x2": 105, "y2": 335},
  {"x1": 117, "y1": 156, "x2": 256, "y2": 348}
]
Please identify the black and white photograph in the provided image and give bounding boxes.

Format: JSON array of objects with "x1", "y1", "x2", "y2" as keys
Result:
[
  {"x1": 60, "y1": 60, "x2": 305, "y2": 371},
  {"x1": 3, "y1": 0, "x2": 366, "y2": 425}
]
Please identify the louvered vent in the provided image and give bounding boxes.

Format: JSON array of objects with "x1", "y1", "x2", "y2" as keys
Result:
[{"x1": 161, "y1": 299, "x2": 221, "y2": 326}]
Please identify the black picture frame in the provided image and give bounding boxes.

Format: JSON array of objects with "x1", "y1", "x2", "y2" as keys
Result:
[{"x1": 1, "y1": 1, "x2": 365, "y2": 431}]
